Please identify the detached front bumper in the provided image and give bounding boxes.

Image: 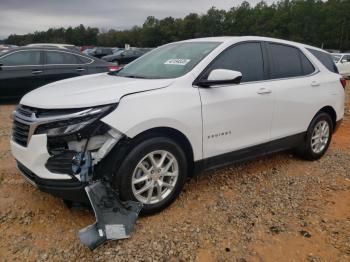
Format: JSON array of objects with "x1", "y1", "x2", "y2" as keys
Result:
[{"x1": 16, "y1": 161, "x2": 89, "y2": 203}]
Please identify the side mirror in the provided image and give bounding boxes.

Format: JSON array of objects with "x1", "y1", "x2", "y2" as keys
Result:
[{"x1": 196, "y1": 69, "x2": 242, "y2": 88}]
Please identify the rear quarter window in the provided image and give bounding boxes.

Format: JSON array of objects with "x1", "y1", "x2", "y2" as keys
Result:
[
  {"x1": 77, "y1": 55, "x2": 93, "y2": 64},
  {"x1": 307, "y1": 48, "x2": 338, "y2": 73},
  {"x1": 46, "y1": 51, "x2": 79, "y2": 65}
]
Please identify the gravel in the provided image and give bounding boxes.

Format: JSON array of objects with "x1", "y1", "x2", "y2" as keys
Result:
[{"x1": 0, "y1": 84, "x2": 349, "y2": 261}]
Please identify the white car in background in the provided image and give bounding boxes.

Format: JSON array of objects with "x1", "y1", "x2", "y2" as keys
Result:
[
  {"x1": 332, "y1": 53, "x2": 350, "y2": 78},
  {"x1": 11, "y1": 36, "x2": 345, "y2": 214}
]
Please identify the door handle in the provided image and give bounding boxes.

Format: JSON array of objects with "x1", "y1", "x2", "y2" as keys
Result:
[
  {"x1": 76, "y1": 68, "x2": 86, "y2": 72},
  {"x1": 32, "y1": 70, "x2": 43, "y2": 74},
  {"x1": 311, "y1": 80, "x2": 320, "y2": 87},
  {"x1": 257, "y1": 88, "x2": 272, "y2": 94}
]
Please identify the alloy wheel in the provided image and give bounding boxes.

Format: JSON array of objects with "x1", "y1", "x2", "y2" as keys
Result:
[
  {"x1": 131, "y1": 150, "x2": 179, "y2": 204},
  {"x1": 311, "y1": 120, "x2": 330, "y2": 154}
]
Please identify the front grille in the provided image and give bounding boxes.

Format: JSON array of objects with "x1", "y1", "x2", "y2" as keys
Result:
[
  {"x1": 12, "y1": 105, "x2": 37, "y2": 147},
  {"x1": 12, "y1": 119, "x2": 30, "y2": 147}
]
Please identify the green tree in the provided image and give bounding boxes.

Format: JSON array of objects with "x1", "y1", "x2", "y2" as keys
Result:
[{"x1": 3, "y1": 0, "x2": 350, "y2": 51}]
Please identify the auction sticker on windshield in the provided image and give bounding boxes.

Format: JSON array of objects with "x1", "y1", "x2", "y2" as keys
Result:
[{"x1": 164, "y1": 59, "x2": 191, "y2": 65}]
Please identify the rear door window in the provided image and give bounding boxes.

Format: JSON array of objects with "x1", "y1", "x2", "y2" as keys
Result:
[
  {"x1": 0, "y1": 51, "x2": 41, "y2": 66},
  {"x1": 45, "y1": 51, "x2": 79, "y2": 65},
  {"x1": 204, "y1": 42, "x2": 265, "y2": 83},
  {"x1": 269, "y1": 44, "x2": 300, "y2": 78},
  {"x1": 269, "y1": 43, "x2": 315, "y2": 78},
  {"x1": 307, "y1": 48, "x2": 338, "y2": 73}
]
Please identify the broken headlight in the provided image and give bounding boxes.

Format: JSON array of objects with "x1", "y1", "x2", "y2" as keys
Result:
[{"x1": 35, "y1": 104, "x2": 117, "y2": 137}]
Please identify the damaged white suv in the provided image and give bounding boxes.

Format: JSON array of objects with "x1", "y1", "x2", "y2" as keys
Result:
[{"x1": 11, "y1": 37, "x2": 345, "y2": 214}]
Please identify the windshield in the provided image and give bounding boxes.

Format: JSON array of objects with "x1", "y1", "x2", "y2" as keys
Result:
[
  {"x1": 112, "y1": 48, "x2": 123, "y2": 54},
  {"x1": 332, "y1": 54, "x2": 342, "y2": 63},
  {"x1": 115, "y1": 42, "x2": 221, "y2": 79}
]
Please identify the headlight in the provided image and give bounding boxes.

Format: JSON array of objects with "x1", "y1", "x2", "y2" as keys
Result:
[{"x1": 35, "y1": 104, "x2": 117, "y2": 137}]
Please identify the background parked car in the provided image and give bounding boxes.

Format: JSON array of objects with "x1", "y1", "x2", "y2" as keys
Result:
[
  {"x1": 332, "y1": 53, "x2": 350, "y2": 78},
  {"x1": 80, "y1": 45, "x2": 94, "y2": 52},
  {"x1": 88, "y1": 47, "x2": 114, "y2": 58},
  {"x1": 101, "y1": 48, "x2": 152, "y2": 66},
  {"x1": 26, "y1": 43, "x2": 80, "y2": 52},
  {"x1": 0, "y1": 47, "x2": 118, "y2": 100},
  {"x1": 0, "y1": 44, "x2": 18, "y2": 54},
  {"x1": 82, "y1": 48, "x2": 94, "y2": 56}
]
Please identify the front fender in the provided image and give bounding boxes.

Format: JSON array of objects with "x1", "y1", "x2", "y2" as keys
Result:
[{"x1": 101, "y1": 86, "x2": 203, "y2": 161}]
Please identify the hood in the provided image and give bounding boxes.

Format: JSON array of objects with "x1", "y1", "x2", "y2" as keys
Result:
[{"x1": 21, "y1": 73, "x2": 173, "y2": 109}]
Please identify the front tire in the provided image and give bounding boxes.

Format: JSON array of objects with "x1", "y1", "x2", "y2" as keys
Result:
[
  {"x1": 296, "y1": 112, "x2": 333, "y2": 160},
  {"x1": 114, "y1": 136, "x2": 188, "y2": 215}
]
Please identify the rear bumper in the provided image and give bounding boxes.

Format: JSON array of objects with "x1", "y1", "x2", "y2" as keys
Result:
[{"x1": 17, "y1": 161, "x2": 89, "y2": 204}]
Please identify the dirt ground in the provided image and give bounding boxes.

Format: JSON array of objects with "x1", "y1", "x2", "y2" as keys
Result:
[{"x1": 0, "y1": 83, "x2": 349, "y2": 262}]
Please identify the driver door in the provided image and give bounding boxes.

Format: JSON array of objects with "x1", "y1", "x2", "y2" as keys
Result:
[{"x1": 198, "y1": 42, "x2": 274, "y2": 161}]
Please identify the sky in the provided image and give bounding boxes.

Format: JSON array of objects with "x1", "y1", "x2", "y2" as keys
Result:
[{"x1": 0, "y1": 0, "x2": 274, "y2": 39}]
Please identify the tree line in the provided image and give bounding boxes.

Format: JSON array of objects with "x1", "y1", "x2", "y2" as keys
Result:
[{"x1": 2, "y1": 0, "x2": 350, "y2": 51}]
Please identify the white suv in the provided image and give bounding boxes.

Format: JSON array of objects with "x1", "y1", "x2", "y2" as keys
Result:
[
  {"x1": 332, "y1": 53, "x2": 350, "y2": 78},
  {"x1": 11, "y1": 37, "x2": 345, "y2": 214}
]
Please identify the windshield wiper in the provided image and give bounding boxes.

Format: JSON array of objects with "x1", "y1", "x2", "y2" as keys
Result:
[
  {"x1": 122, "y1": 75, "x2": 148, "y2": 79},
  {"x1": 109, "y1": 72, "x2": 158, "y2": 79}
]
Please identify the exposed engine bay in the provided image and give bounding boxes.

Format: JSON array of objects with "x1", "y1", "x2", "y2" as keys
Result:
[{"x1": 48, "y1": 122, "x2": 143, "y2": 250}]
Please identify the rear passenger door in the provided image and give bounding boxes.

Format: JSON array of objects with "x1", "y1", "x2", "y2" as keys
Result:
[
  {"x1": 266, "y1": 43, "x2": 320, "y2": 142},
  {"x1": 42, "y1": 50, "x2": 88, "y2": 85}
]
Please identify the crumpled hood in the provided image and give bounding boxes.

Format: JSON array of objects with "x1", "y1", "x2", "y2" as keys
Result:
[{"x1": 21, "y1": 73, "x2": 173, "y2": 109}]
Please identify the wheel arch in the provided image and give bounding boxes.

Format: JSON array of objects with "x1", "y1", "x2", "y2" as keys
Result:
[
  {"x1": 316, "y1": 106, "x2": 337, "y2": 131},
  {"x1": 129, "y1": 127, "x2": 195, "y2": 177}
]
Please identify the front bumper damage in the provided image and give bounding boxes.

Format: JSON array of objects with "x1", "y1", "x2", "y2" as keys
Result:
[
  {"x1": 71, "y1": 131, "x2": 142, "y2": 249},
  {"x1": 11, "y1": 105, "x2": 143, "y2": 249},
  {"x1": 16, "y1": 161, "x2": 89, "y2": 203},
  {"x1": 69, "y1": 141, "x2": 143, "y2": 249},
  {"x1": 79, "y1": 181, "x2": 142, "y2": 249}
]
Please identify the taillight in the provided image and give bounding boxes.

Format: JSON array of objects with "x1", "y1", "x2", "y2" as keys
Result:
[
  {"x1": 108, "y1": 65, "x2": 122, "y2": 72},
  {"x1": 340, "y1": 78, "x2": 346, "y2": 89}
]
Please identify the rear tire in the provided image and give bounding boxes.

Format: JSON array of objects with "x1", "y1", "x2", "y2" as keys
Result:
[
  {"x1": 296, "y1": 112, "x2": 333, "y2": 160},
  {"x1": 114, "y1": 136, "x2": 188, "y2": 215}
]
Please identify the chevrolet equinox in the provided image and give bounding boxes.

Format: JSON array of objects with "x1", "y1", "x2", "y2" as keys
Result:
[{"x1": 11, "y1": 37, "x2": 345, "y2": 214}]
